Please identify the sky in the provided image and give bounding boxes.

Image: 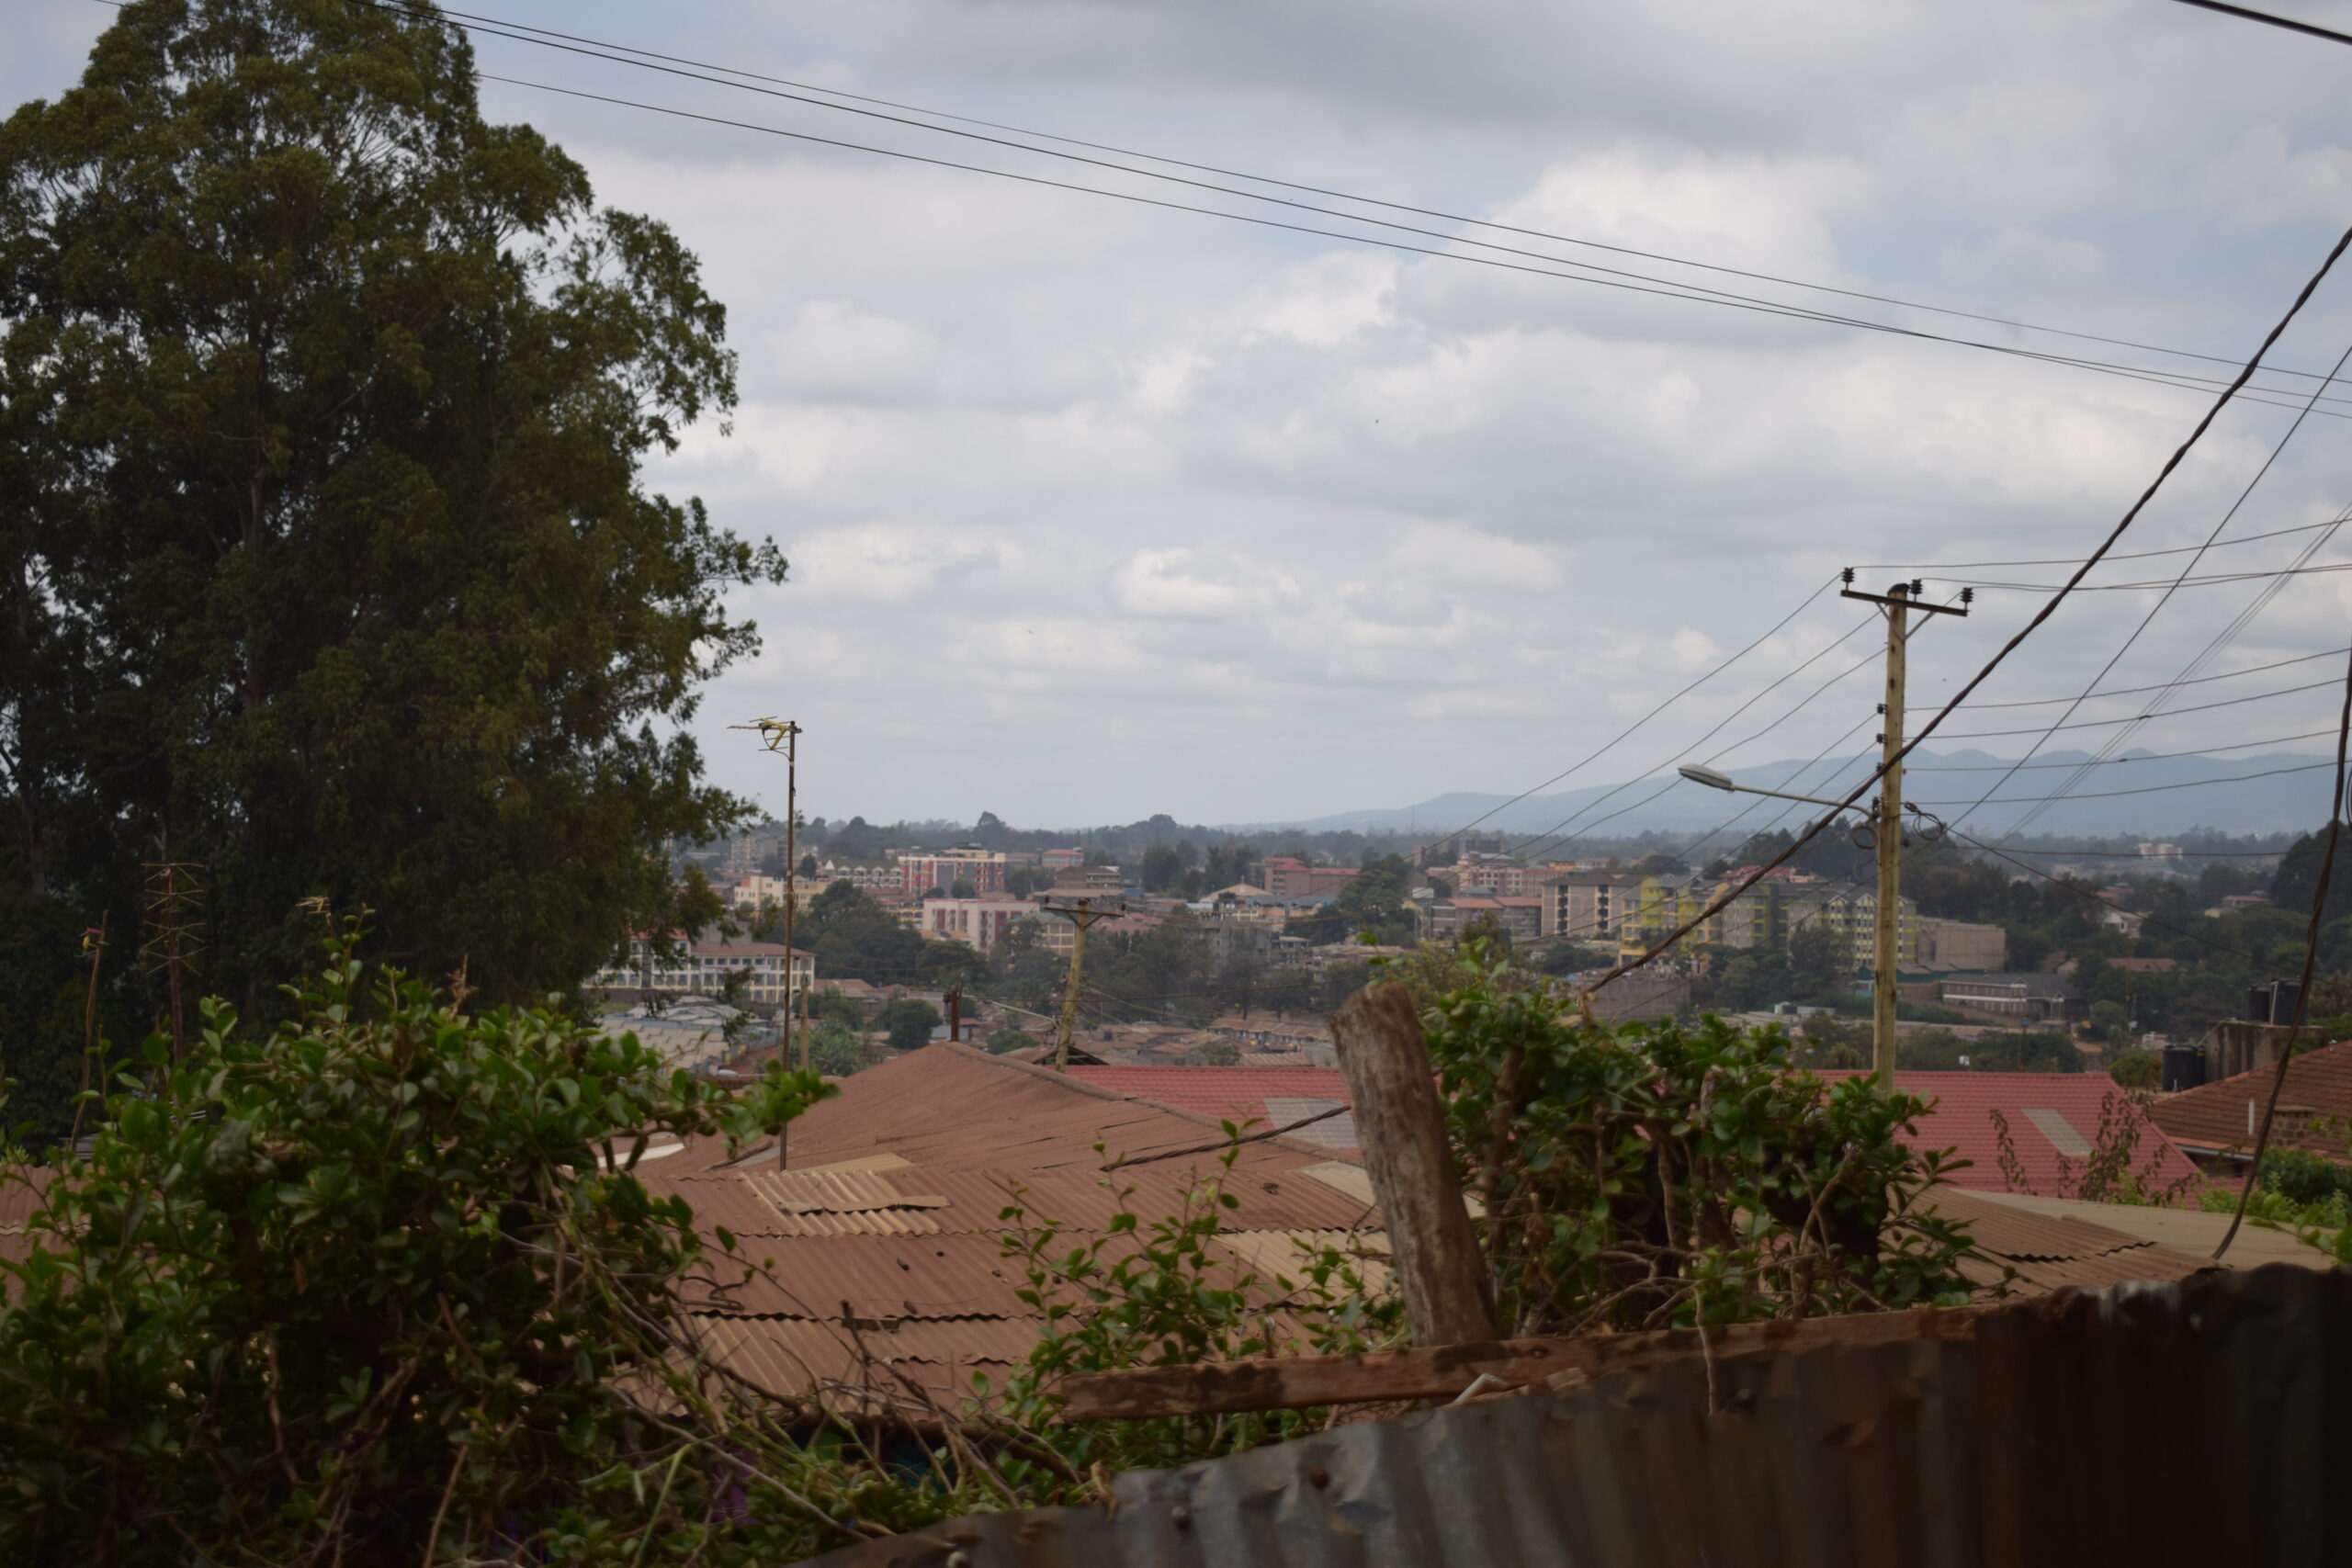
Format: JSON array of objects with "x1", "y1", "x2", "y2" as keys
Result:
[{"x1": 16, "y1": 0, "x2": 2352, "y2": 836}]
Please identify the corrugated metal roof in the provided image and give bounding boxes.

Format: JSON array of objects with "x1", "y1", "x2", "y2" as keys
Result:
[
  {"x1": 1956, "y1": 1187, "x2": 2333, "y2": 1271},
  {"x1": 782, "y1": 1045, "x2": 1346, "y2": 1175},
  {"x1": 687, "y1": 1314, "x2": 1040, "y2": 1399},
  {"x1": 788, "y1": 1265, "x2": 2352, "y2": 1568},
  {"x1": 684, "y1": 1233, "x2": 1029, "y2": 1320}
]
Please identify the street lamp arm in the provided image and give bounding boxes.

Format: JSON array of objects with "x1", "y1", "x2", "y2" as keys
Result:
[{"x1": 1677, "y1": 765, "x2": 1851, "y2": 813}]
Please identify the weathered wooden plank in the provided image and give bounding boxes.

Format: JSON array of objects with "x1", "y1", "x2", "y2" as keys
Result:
[
  {"x1": 1328, "y1": 983, "x2": 1495, "y2": 1347},
  {"x1": 1059, "y1": 1304, "x2": 1996, "y2": 1420}
]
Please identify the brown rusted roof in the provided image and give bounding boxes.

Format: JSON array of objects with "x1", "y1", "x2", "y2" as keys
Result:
[
  {"x1": 777, "y1": 1043, "x2": 1351, "y2": 1174},
  {"x1": 2146, "y1": 1037, "x2": 2352, "y2": 1159},
  {"x1": 1924, "y1": 1187, "x2": 2226, "y2": 1295}
]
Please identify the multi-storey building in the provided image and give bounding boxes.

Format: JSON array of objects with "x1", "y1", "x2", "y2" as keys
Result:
[
  {"x1": 1538, "y1": 871, "x2": 1645, "y2": 945},
  {"x1": 921, "y1": 897, "x2": 1038, "y2": 952},
  {"x1": 593, "y1": 936, "x2": 813, "y2": 1007},
  {"x1": 899, "y1": 847, "x2": 1008, "y2": 897},
  {"x1": 819, "y1": 861, "x2": 899, "y2": 893},
  {"x1": 1249, "y1": 857, "x2": 1361, "y2": 897},
  {"x1": 1453, "y1": 854, "x2": 1532, "y2": 897},
  {"x1": 1051, "y1": 864, "x2": 1127, "y2": 894},
  {"x1": 1041, "y1": 848, "x2": 1087, "y2": 870},
  {"x1": 1419, "y1": 896, "x2": 1542, "y2": 944},
  {"x1": 1777, "y1": 885, "x2": 1917, "y2": 976}
]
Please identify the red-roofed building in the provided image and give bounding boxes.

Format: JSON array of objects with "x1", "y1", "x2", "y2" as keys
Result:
[
  {"x1": 1082, "y1": 1063, "x2": 2198, "y2": 1199},
  {"x1": 2148, "y1": 1037, "x2": 2352, "y2": 1168},
  {"x1": 1822, "y1": 1071, "x2": 2201, "y2": 1196},
  {"x1": 1069, "y1": 1066, "x2": 1358, "y2": 1152}
]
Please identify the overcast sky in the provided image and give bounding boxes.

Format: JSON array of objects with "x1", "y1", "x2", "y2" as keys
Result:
[{"x1": 17, "y1": 0, "x2": 2352, "y2": 835}]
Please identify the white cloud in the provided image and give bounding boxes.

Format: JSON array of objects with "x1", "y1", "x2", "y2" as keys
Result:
[{"x1": 23, "y1": 0, "x2": 2352, "y2": 826}]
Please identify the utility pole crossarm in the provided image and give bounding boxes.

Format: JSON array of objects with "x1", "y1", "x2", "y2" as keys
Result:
[{"x1": 1838, "y1": 584, "x2": 1971, "y2": 618}]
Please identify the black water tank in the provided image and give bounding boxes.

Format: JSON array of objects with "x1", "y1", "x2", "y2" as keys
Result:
[
  {"x1": 2162, "y1": 1044, "x2": 2207, "y2": 1092},
  {"x1": 2248, "y1": 981, "x2": 2302, "y2": 1025}
]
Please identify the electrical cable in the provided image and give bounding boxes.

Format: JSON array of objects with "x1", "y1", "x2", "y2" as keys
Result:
[
  {"x1": 1905, "y1": 728, "x2": 2342, "y2": 769},
  {"x1": 1947, "y1": 646, "x2": 2350, "y2": 708},
  {"x1": 1414, "y1": 577, "x2": 1839, "y2": 859},
  {"x1": 1930, "y1": 558, "x2": 2352, "y2": 592},
  {"x1": 1580, "y1": 216, "x2": 2352, "y2": 998},
  {"x1": 464, "y1": 67, "x2": 2352, "y2": 422},
  {"x1": 326, "y1": 0, "x2": 2352, "y2": 400},
  {"x1": 2169, "y1": 0, "x2": 2352, "y2": 51},
  {"x1": 1941, "y1": 828, "x2": 2256, "y2": 963},
  {"x1": 1499, "y1": 614, "x2": 1880, "y2": 862},
  {"x1": 1928, "y1": 677, "x2": 2338, "y2": 739},
  {"x1": 1854, "y1": 517, "x2": 2351, "y2": 572},
  {"x1": 1987, "y1": 500, "x2": 2352, "y2": 837},
  {"x1": 1912, "y1": 757, "x2": 2336, "y2": 807},
  {"x1": 1944, "y1": 333, "x2": 2352, "y2": 838}
]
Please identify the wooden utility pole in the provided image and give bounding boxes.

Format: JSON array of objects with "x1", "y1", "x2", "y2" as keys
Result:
[
  {"x1": 946, "y1": 987, "x2": 961, "y2": 1043},
  {"x1": 731, "y1": 717, "x2": 805, "y2": 1070},
  {"x1": 1039, "y1": 897, "x2": 1122, "y2": 1071},
  {"x1": 1839, "y1": 576, "x2": 1967, "y2": 1077},
  {"x1": 1329, "y1": 984, "x2": 1495, "y2": 1347}
]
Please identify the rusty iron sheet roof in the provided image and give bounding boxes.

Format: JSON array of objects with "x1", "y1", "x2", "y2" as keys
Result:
[
  {"x1": 684, "y1": 1233, "x2": 1029, "y2": 1321},
  {"x1": 778, "y1": 1044, "x2": 1348, "y2": 1175},
  {"x1": 687, "y1": 1314, "x2": 1040, "y2": 1400},
  {"x1": 1956, "y1": 1187, "x2": 2333, "y2": 1272},
  {"x1": 787, "y1": 1264, "x2": 2352, "y2": 1568}
]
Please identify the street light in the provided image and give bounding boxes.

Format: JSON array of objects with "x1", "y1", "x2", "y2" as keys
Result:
[
  {"x1": 1676, "y1": 761, "x2": 1950, "y2": 1079},
  {"x1": 1678, "y1": 764, "x2": 1851, "y2": 812}
]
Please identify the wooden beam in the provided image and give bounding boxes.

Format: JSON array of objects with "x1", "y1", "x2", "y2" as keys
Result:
[
  {"x1": 1328, "y1": 983, "x2": 1495, "y2": 1347},
  {"x1": 1060, "y1": 1304, "x2": 1996, "y2": 1420}
]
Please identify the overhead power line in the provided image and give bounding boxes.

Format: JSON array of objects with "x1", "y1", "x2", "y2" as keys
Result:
[
  {"x1": 346, "y1": 0, "x2": 2352, "y2": 400},
  {"x1": 1905, "y1": 727, "x2": 2343, "y2": 768},
  {"x1": 1933, "y1": 558, "x2": 2352, "y2": 592},
  {"x1": 2168, "y1": 0, "x2": 2352, "y2": 50},
  {"x1": 1951, "y1": 645, "x2": 2351, "y2": 708},
  {"x1": 468, "y1": 70, "x2": 2352, "y2": 423},
  {"x1": 1913, "y1": 757, "x2": 2337, "y2": 807},
  {"x1": 1580, "y1": 216, "x2": 2352, "y2": 998},
  {"x1": 1929, "y1": 676, "x2": 2339, "y2": 739},
  {"x1": 1855, "y1": 516, "x2": 2349, "y2": 571}
]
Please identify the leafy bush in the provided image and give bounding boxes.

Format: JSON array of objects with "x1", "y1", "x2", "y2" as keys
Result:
[
  {"x1": 1422, "y1": 950, "x2": 1978, "y2": 1335},
  {"x1": 2258, "y1": 1146, "x2": 2352, "y2": 1206},
  {"x1": 982, "y1": 1142, "x2": 1398, "y2": 1479},
  {"x1": 0, "y1": 925, "x2": 837, "y2": 1565},
  {"x1": 2108, "y1": 1050, "x2": 2160, "y2": 1089}
]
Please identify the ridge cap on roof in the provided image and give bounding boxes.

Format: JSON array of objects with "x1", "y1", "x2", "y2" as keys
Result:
[{"x1": 937, "y1": 1043, "x2": 1366, "y2": 1167}]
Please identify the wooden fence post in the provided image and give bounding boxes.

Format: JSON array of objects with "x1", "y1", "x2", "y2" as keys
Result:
[{"x1": 1329, "y1": 983, "x2": 1497, "y2": 1347}]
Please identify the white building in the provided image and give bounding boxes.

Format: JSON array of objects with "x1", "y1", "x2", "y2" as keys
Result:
[{"x1": 594, "y1": 936, "x2": 814, "y2": 1007}]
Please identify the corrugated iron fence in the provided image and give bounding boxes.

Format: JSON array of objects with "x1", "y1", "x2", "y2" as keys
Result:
[{"x1": 791, "y1": 1264, "x2": 2352, "y2": 1568}]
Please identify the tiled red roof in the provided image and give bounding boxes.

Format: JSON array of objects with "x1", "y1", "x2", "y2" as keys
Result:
[
  {"x1": 2147, "y1": 1037, "x2": 2352, "y2": 1158},
  {"x1": 1823, "y1": 1071, "x2": 2202, "y2": 1196}
]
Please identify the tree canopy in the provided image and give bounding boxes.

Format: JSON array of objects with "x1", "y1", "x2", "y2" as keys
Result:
[{"x1": 1, "y1": 0, "x2": 782, "y2": 1134}]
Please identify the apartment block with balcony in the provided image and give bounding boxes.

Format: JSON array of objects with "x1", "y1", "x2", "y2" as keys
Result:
[{"x1": 1540, "y1": 871, "x2": 1645, "y2": 945}]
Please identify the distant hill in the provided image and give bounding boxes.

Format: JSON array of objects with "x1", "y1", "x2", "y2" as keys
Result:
[{"x1": 1230, "y1": 748, "x2": 2336, "y2": 842}]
